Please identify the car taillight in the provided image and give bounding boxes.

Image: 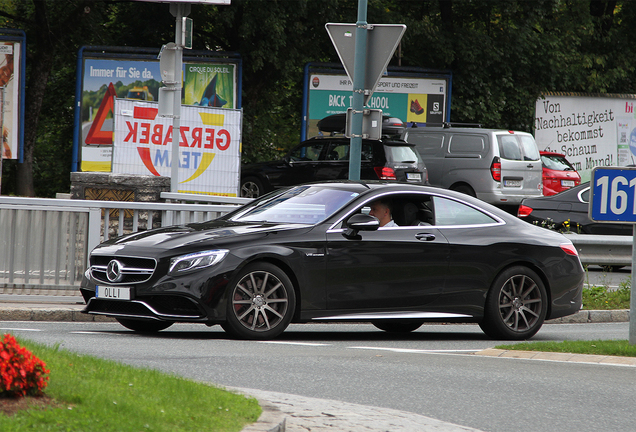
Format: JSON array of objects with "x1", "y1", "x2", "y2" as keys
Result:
[
  {"x1": 517, "y1": 205, "x2": 533, "y2": 218},
  {"x1": 560, "y1": 243, "x2": 579, "y2": 257},
  {"x1": 374, "y1": 166, "x2": 397, "y2": 180},
  {"x1": 490, "y1": 157, "x2": 501, "y2": 182}
]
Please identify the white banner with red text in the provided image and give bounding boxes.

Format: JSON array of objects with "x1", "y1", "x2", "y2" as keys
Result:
[{"x1": 112, "y1": 99, "x2": 241, "y2": 196}]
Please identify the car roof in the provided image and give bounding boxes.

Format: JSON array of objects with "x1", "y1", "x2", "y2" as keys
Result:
[{"x1": 303, "y1": 136, "x2": 415, "y2": 147}]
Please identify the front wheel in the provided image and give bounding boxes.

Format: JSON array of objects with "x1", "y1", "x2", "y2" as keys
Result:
[
  {"x1": 240, "y1": 177, "x2": 264, "y2": 198},
  {"x1": 116, "y1": 318, "x2": 174, "y2": 333},
  {"x1": 479, "y1": 266, "x2": 547, "y2": 340},
  {"x1": 222, "y1": 263, "x2": 296, "y2": 340}
]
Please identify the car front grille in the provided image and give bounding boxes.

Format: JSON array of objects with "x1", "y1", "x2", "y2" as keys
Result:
[{"x1": 90, "y1": 255, "x2": 156, "y2": 285}]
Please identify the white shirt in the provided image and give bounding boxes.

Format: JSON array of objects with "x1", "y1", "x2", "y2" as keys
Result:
[{"x1": 383, "y1": 220, "x2": 398, "y2": 228}]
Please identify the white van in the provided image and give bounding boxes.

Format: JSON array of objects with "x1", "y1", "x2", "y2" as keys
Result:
[{"x1": 403, "y1": 126, "x2": 543, "y2": 207}]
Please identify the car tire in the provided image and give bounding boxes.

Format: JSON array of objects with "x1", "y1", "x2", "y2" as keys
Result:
[
  {"x1": 115, "y1": 318, "x2": 174, "y2": 333},
  {"x1": 222, "y1": 263, "x2": 296, "y2": 340},
  {"x1": 479, "y1": 266, "x2": 547, "y2": 340},
  {"x1": 241, "y1": 177, "x2": 264, "y2": 198},
  {"x1": 372, "y1": 320, "x2": 424, "y2": 333},
  {"x1": 451, "y1": 184, "x2": 476, "y2": 197}
]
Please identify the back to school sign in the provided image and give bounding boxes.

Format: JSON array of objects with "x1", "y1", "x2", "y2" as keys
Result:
[{"x1": 112, "y1": 99, "x2": 241, "y2": 196}]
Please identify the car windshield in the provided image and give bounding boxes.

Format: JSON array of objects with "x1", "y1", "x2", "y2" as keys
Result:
[
  {"x1": 541, "y1": 154, "x2": 575, "y2": 171},
  {"x1": 232, "y1": 186, "x2": 360, "y2": 224}
]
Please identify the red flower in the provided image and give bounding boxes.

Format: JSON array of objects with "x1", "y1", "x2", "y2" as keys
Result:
[{"x1": 0, "y1": 334, "x2": 49, "y2": 398}]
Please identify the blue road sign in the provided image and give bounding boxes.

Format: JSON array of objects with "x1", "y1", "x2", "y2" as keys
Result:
[{"x1": 589, "y1": 167, "x2": 636, "y2": 223}]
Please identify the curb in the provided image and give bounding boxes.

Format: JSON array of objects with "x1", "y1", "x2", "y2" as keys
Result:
[
  {"x1": 0, "y1": 307, "x2": 115, "y2": 322},
  {"x1": 546, "y1": 309, "x2": 629, "y2": 324}
]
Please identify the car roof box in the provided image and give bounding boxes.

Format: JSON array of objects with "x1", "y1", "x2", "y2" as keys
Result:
[{"x1": 317, "y1": 113, "x2": 405, "y2": 137}]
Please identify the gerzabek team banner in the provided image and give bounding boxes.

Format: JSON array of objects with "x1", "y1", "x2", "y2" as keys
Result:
[{"x1": 112, "y1": 99, "x2": 241, "y2": 196}]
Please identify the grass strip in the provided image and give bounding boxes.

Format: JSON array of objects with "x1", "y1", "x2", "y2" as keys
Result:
[
  {"x1": 0, "y1": 337, "x2": 261, "y2": 432},
  {"x1": 496, "y1": 340, "x2": 636, "y2": 358}
]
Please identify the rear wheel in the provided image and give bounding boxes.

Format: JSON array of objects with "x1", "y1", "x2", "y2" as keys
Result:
[
  {"x1": 451, "y1": 184, "x2": 476, "y2": 197},
  {"x1": 372, "y1": 320, "x2": 424, "y2": 333},
  {"x1": 116, "y1": 318, "x2": 173, "y2": 333},
  {"x1": 241, "y1": 177, "x2": 264, "y2": 198},
  {"x1": 479, "y1": 266, "x2": 547, "y2": 340},
  {"x1": 222, "y1": 263, "x2": 296, "y2": 340}
]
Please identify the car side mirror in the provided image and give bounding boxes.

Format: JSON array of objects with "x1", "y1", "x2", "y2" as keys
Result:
[
  {"x1": 343, "y1": 213, "x2": 380, "y2": 239},
  {"x1": 283, "y1": 155, "x2": 292, "y2": 165}
]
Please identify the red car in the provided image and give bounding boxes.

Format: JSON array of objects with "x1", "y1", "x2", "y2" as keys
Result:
[{"x1": 539, "y1": 151, "x2": 581, "y2": 196}]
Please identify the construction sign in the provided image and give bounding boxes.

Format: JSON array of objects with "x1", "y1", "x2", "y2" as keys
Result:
[{"x1": 112, "y1": 99, "x2": 241, "y2": 196}]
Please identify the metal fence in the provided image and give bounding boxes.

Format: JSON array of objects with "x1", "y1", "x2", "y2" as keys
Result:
[
  {"x1": 0, "y1": 195, "x2": 249, "y2": 293},
  {"x1": 563, "y1": 233, "x2": 633, "y2": 268}
]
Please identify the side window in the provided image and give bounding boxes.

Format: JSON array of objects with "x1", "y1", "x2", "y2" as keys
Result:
[
  {"x1": 290, "y1": 143, "x2": 324, "y2": 162},
  {"x1": 448, "y1": 135, "x2": 485, "y2": 154},
  {"x1": 325, "y1": 143, "x2": 349, "y2": 161},
  {"x1": 497, "y1": 136, "x2": 522, "y2": 161},
  {"x1": 405, "y1": 133, "x2": 444, "y2": 156},
  {"x1": 361, "y1": 143, "x2": 374, "y2": 161},
  {"x1": 519, "y1": 135, "x2": 540, "y2": 161},
  {"x1": 431, "y1": 196, "x2": 497, "y2": 226}
]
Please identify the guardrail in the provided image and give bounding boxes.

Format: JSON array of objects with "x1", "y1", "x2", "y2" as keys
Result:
[
  {"x1": 563, "y1": 233, "x2": 633, "y2": 267},
  {"x1": 0, "y1": 195, "x2": 248, "y2": 293}
]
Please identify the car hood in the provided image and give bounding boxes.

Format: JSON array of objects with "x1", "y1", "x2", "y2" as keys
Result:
[{"x1": 91, "y1": 220, "x2": 310, "y2": 256}]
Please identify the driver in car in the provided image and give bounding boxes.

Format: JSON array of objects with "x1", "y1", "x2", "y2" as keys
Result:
[{"x1": 369, "y1": 199, "x2": 398, "y2": 227}]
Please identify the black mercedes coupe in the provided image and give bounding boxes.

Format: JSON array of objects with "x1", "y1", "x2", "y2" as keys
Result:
[{"x1": 80, "y1": 182, "x2": 584, "y2": 340}]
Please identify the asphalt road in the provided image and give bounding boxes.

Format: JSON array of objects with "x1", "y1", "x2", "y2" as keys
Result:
[{"x1": 1, "y1": 320, "x2": 633, "y2": 432}]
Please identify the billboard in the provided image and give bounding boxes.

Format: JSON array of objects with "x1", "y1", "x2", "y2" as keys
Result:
[
  {"x1": 0, "y1": 37, "x2": 23, "y2": 161},
  {"x1": 112, "y1": 99, "x2": 241, "y2": 196},
  {"x1": 303, "y1": 64, "x2": 451, "y2": 140},
  {"x1": 74, "y1": 47, "x2": 240, "y2": 172},
  {"x1": 534, "y1": 93, "x2": 636, "y2": 182}
]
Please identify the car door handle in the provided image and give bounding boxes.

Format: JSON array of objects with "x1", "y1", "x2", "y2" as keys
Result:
[
  {"x1": 415, "y1": 233, "x2": 436, "y2": 241},
  {"x1": 527, "y1": 164, "x2": 534, "y2": 168}
]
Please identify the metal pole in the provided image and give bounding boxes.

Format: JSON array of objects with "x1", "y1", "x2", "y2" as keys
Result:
[
  {"x1": 348, "y1": 0, "x2": 368, "y2": 181},
  {"x1": 0, "y1": 86, "x2": 4, "y2": 194},
  {"x1": 170, "y1": 3, "x2": 187, "y2": 193},
  {"x1": 630, "y1": 224, "x2": 636, "y2": 344}
]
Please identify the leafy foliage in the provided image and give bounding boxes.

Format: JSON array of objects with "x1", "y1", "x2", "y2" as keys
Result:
[{"x1": 2, "y1": 1, "x2": 636, "y2": 195}]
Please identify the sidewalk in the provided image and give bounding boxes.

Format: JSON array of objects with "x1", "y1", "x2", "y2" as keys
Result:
[{"x1": 0, "y1": 294, "x2": 631, "y2": 432}]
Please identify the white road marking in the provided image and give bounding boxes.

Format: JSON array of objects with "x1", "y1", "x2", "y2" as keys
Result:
[
  {"x1": 0, "y1": 327, "x2": 42, "y2": 332},
  {"x1": 258, "y1": 341, "x2": 331, "y2": 347},
  {"x1": 350, "y1": 346, "x2": 480, "y2": 354}
]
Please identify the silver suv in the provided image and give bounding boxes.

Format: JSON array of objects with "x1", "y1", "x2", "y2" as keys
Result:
[{"x1": 403, "y1": 126, "x2": 543, "y2": 207}]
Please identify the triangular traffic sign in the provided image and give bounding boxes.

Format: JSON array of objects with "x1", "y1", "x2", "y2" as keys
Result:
[
  {"x1": 325, "y1": 23, "x2": 406, "y2": 105},
  {"x1": 85, "y1": 82, "x2": 117, "y2": 145}
]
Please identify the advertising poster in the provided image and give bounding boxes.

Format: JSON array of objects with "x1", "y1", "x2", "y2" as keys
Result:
[
  {"x1": 79, "y1": 55, "x2": 238, "y2": 172},
  {"x1": 305, "y1": 73, "x2": 448, "y2": 139},
  {"x1": 112, "y1": 99, "x2": 241, "y2": 196},
  {"x1": 0, "y1": 41, "x2": 20, "y2": 160},
  {"x1": 81, "y1": 58, "x2": 161, "y2": 171},
  {"x1": 184, "y1": 63, "x2": 235, "y2": 108},
  {"x1": 534, "y1": 93, "x2": 636, "y2": 182}
]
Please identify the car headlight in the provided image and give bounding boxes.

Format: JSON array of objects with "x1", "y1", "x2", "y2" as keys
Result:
[{"x1": 169, "y1": 249, "x2": 229, "y2": 275}]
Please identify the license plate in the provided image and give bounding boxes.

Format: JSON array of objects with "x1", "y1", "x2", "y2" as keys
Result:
[
  {"x1": 406, "y1": 173, "x2": 422, "y2": 181},
  {"x1": 96, "y1": 286, "x2": 131, "y2": 300},
  {"x1": 504, "y1": 179, "x2": 522, "y2": 187},
  {"x1": 561, "y1": 180, "x2": 575, "y2": 187}
]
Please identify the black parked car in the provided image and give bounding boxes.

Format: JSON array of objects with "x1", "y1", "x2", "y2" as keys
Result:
[
  {"x1": 81, "y1": 182, "x2": 584, "y2": 341},
  {"x1": 240, "y1": 136, "x2": 428, "y2": 198},
  {"x1": 518, "y1": 182, "x2": 632, "y2": 235}
]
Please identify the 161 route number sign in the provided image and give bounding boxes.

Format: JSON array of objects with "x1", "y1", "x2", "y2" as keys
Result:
[{"x1": 589, "y1": 167, "x2": 636, "y2": 223}]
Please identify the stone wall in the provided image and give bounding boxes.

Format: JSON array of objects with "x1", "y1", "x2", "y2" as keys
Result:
[{"x1": 70, "y1": 172, "x2": 170, "y2": 202}]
